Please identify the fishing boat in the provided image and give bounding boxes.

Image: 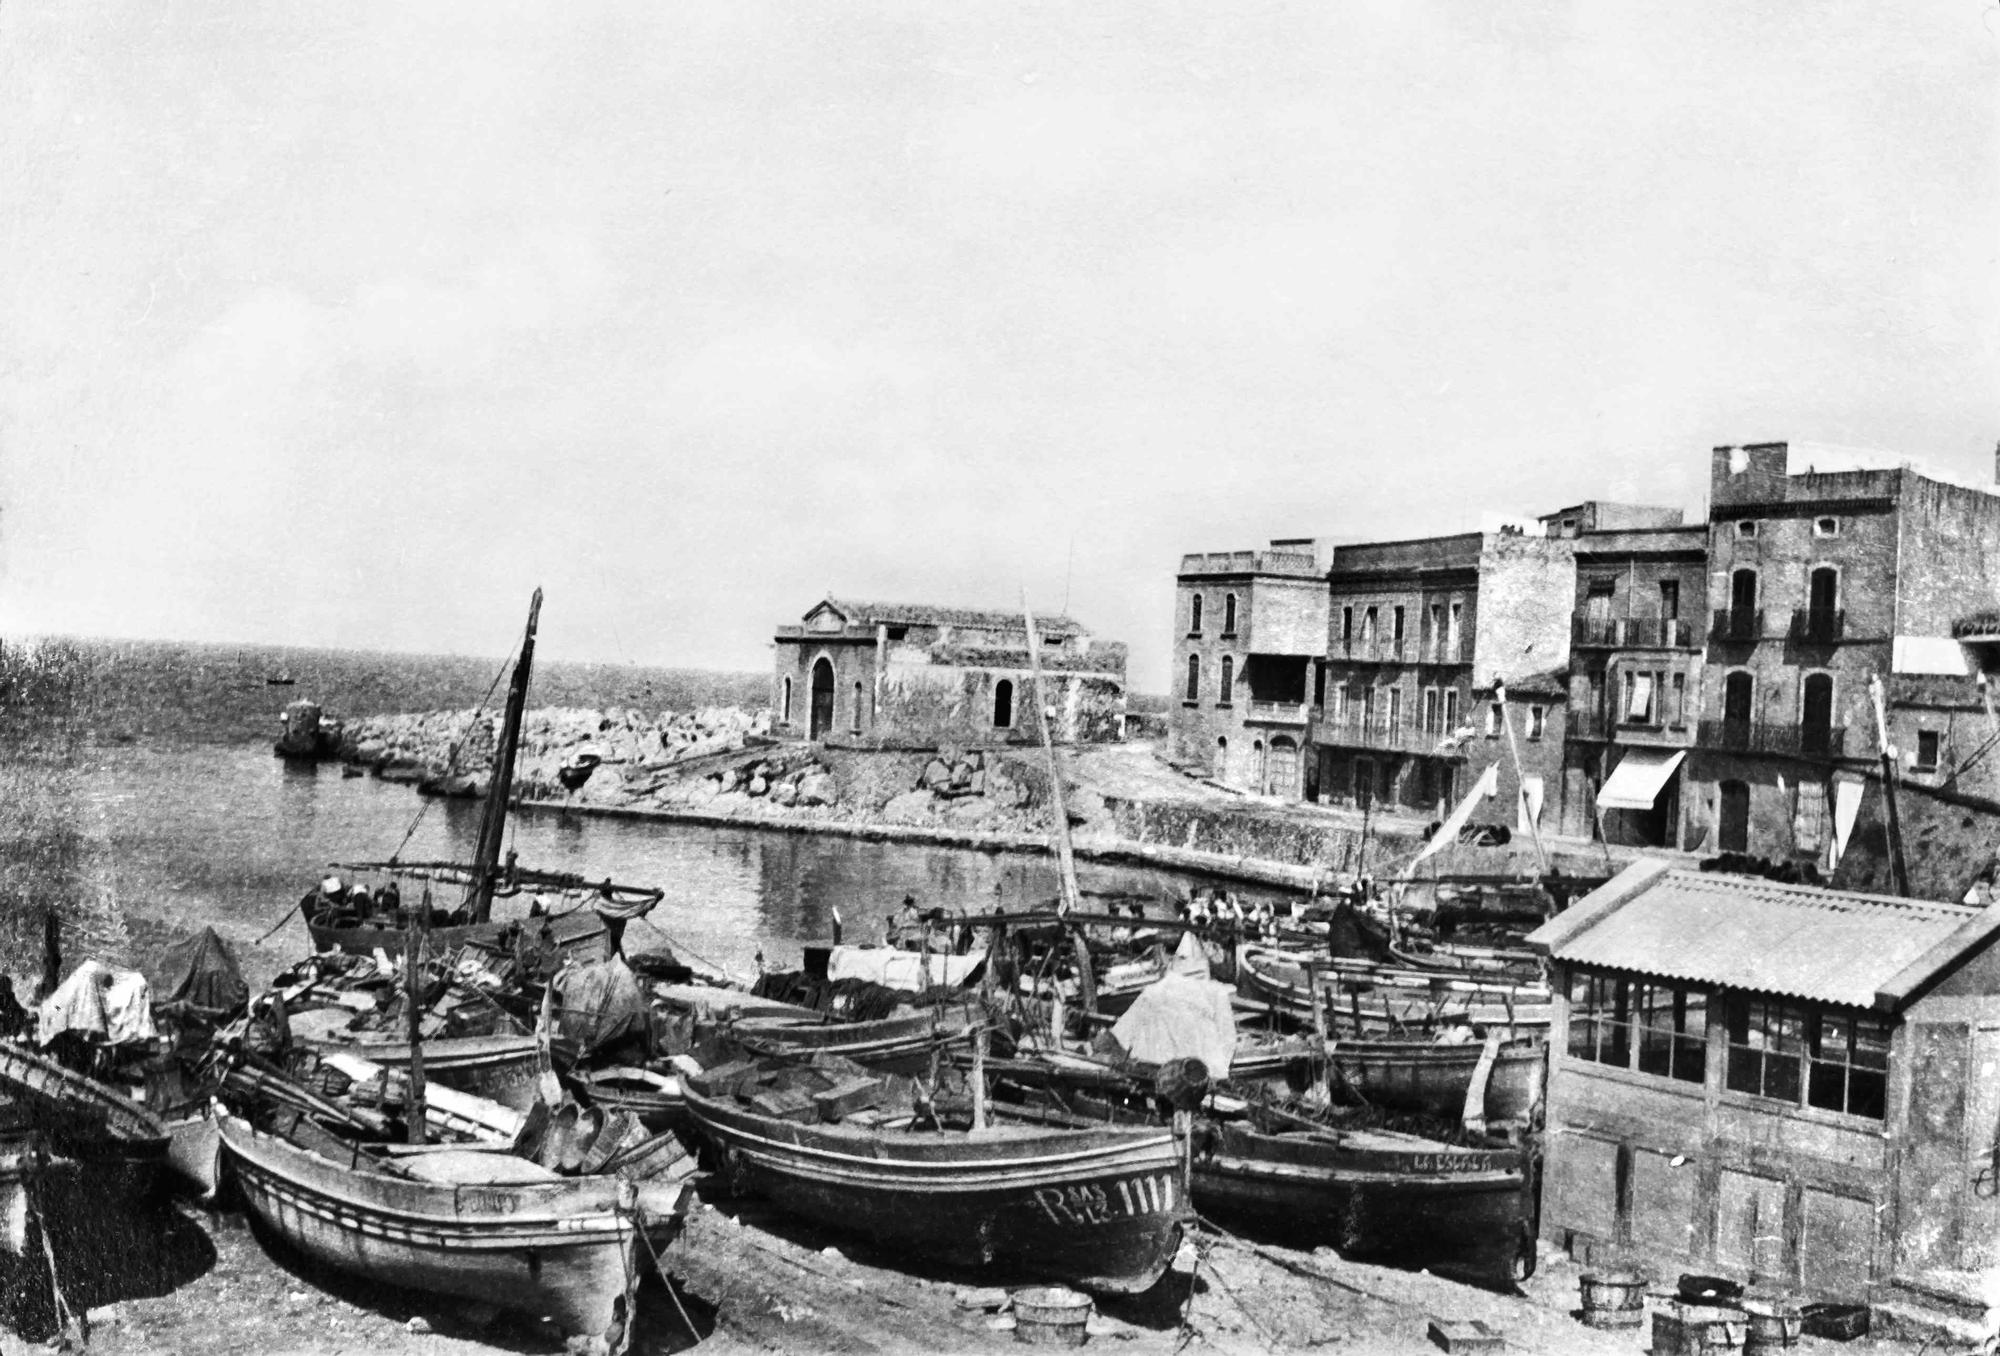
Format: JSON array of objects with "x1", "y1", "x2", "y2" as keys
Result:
[
  {"x1": 1192, "y1": 1119, "x2": 1536, "y2": 1288},
  {"x1": 730, "y1": 998, "x2": 985, "y2": 1074},
  {"x1": 682, "y1": 1061, "x2": 1188, "y2": 1294},
  {"x1": 1236, "y1": 945, "x2": 1552, "y2": 1035},
  {"x1": 1327, "y1": 1032, "x2": 1545, "y2": 1125},
  {"x1": 568, "y1": 1065, "x2": 685, "y2": 1134},
  {"x1": 0, "y1": 1040, "x2": 169, "y2": 1174},
  {"x1": 219, "y1": 1096, "x2": 689, "y2": 1351},
  {"x1": 301, "y1": 591, "x2": 662, "y2": 961}
]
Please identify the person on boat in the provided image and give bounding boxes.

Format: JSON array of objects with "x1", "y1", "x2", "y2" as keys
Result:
[
  {"x1": 375, "y1": 880, "x2": 401, "y2": 919},
  {"x1": 0, "y1": 977, "x2": 29, "y2": 1040}
]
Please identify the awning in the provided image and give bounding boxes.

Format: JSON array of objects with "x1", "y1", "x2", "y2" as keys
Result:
[{"x1": 1596, "y1": 748, "x2": 1687, "y2": 811}]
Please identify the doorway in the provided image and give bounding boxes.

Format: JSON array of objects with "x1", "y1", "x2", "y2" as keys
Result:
[
  {"x1": 1719, "y1": 780, "x2": 1750, "y2": 853},
  {"x1": 810, "y1": 658, "x2": 835, "y2": 739}
]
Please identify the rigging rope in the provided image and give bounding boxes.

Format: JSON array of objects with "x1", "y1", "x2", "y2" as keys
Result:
[{"x1": 382, "y1": 653, "x2": 513, "y2": 865}]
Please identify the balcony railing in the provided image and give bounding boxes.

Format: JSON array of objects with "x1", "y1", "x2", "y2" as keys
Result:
[
  {"x1": 1567, "y1": 710, "x2": 1695, "y2": 743},
  {"x1": 1572, "y1": 616, "x2": 1697, "y2": 649},
  {"x1": 1313, "y1": 716, "x2": 1464, "y2": 756},
  {"x1": 1335, "y1": 640, "x2": 1409, "y2": 662},
  {"x1": 1243, "y1": 700, "x2": 1310, "y2": 725},
  {"x1": 1789, "y1": 608, "x2": 1845, "y2": 644},
  {"x1": 1697, "y1": 719, "x2": 1847, "y2": 758},
  {"x1": 1710, "y1": 608, "x2": 1765, "y2": 643}
]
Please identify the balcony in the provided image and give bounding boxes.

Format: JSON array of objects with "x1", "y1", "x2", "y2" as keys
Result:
[
  {"x1": 1416, "y1": 640, "x2": 1472, "y2": 666},
  {"x1": 1243, "y1": 699, "x2": 1310, "y2": 726},
  {"x1": 1567, "y1": 710, "x2": 1694, "y2": 744},
  {"x1": 1313, "y1": 715, "x2": 1465, "y2": 757},
  {"x1": 1710, "y1": 608, "x2": 1765, "y2": 644},
  {"x1": 1697, "y1": 719, "x2": 1847, "y2": 759},
  {"x1": 1572, "y1": 616, "x2": 1698, "y2": 649},
  {"x1": 1789, "y1": 608, "x2": 1845, "y2": 644},
  {"x1": 1334, "y1": 640, "x2": 1408, "y2": 663}
]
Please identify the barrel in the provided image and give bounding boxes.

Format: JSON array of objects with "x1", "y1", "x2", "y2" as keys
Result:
[
  {"x1": 1741, "y1": 1298, "x2": 1802, "y2": 1352},
  {"x1": 1152, "y1": 1058, "x2": 1210, "y2": 1112},
  {"x1": 1579, "y1": 1269, "x2": 1647, "y2": 1328},
  {"x1": 1013, "y1": 1286, "x2": 1092, "y2": 1347}
]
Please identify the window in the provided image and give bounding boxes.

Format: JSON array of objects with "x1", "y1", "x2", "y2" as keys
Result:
[
  {"x1": 1429, "y1": 604, "x2": 1444, "y2": 657},
  {"x1": 1443, "y1": 688, "x2": 1461, "y2": 731},
  {"x1": 1794, "y1": 779, "x2": 1828, "y2": 855},
  {"x1": 1361, "y1": 685, "x2": 1378, "y2": 729},
  {"x1": 1185, "y1": 655, "x2": 1200, "y2": 703},
  {"x1": 1422, "y1": 687, "x2": 1441, "y2": 734},
  {"x1": 1222, "y1": 593, "x2": 1238, "y2": 635},
  {"x1": 1808, "y1": 1010, "x2": 1889, "y2": 1119},
  {"x1": 1329, "y1": 686, "x2": 1346, "y2": 726},
  {"x1": 1626, "y1": 672, "x2": 1655, "y2": 723},
  {"x1": 1392, "y1": 606, "x2": 1406, "y2": 654},
  {"x1": 1916, "y1": 730, "x2": 1941, "y2": 771},
  {"x1": 1342, "y1": 606, "x2": 1354, "y2": 653},
  {"x1": 1218, "y1": 655, "x2": 1234, "y2": 705},
  {"x1": 1737, "y1": 520, "x2": 1758, "y2": 538},
  {"x1": 1725, "y1": 996, "x2": 1805, "y2": 1104},
  {"x1": 1670, "y1": 673, "x2": 1687, "y2": 726},
  {"x1": 1486, "y1": 702, "x2": 1502, "y2": 737},
  {"x1": 1568, "y1": 972, "x2": 1704, "y2": 1085},
  {"x1": 1189, "y1": 595, "x2": 1203, "y2": 635},
  {"x1": 1312, "y1": 661, "x2": 1327, "y2": 708},
  {"x1": 993, "y1": 679, "x2": 1014, "y2": 729},
  {"x1": 1388, "y1": 687, "x2": 1403, "y2": 731},
  {"x1": 1658, "y1": 579, "x2": 1680, "y2": 621},
  {"x1": 781, "y1": 677, "x2": 793, "y2": 724},
  {"x1": 1447, "y1": 602, "x2": 1464, "y2": 658},
  {"x1": 1527, "y1": 704, "x2": 1546, "y2": 740},
  {"x1": 1814, "y1": 516, "x2": 1841, "y2": 538},
  {"x1": 1362, "y1": 606, "x2": 1378, "y2": 651}
]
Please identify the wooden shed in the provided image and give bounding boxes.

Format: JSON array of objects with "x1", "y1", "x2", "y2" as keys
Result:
[{"x1": 1527, "y1": 858, "x2": 2000, "y2": 1308}]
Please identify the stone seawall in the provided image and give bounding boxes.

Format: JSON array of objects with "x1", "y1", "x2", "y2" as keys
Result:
[{"x1": 331, "y1": 704, "x2": 1607, "y2": 891}]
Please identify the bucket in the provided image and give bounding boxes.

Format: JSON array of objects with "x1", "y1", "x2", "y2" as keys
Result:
[
  {"x1": 1580, "y1": 1269, "x2": 1647, "y2": 1313},
  {"x1": 1741, "y1": 1298, "x2": 1802, "y2": 1351},
  {"x1": 1013, "y1": 1286, "x2": 1092, "y2": 1347},
  {"x1": 1654, "y1": 1300, "x2": 1747, "y2": 1356},
  {"x1": 1678, "y1": 1274, "x2": 1745, "y2": 1307}
]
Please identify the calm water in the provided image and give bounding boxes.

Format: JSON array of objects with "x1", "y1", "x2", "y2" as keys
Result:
[{"x1": 82, "y1": 741, "x2": 1289, "y2": 986}]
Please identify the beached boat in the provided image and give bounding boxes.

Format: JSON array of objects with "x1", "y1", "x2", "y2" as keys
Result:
[
  {"x1": 219, "y1": 1105, "x2": 689, "y2": 1350},
  {"x1": 1236, "y1": 945, "x2": 1552, "y2": 1035},
  {"x1": 730, "y1": 999, "x2": 984, "y2": 1074},
  {"x1": 300, "y1": 592, "x2": 661, "y2": 961},
  {"x1": 1192, "y1": 1120, "x2": 1535, "y2": 1287},
  {"x1": 569, "y1": 1065, "x2": 684, "y2": 1134},
  {"x1": 683, "y1": 1062, "x2": 1188, "y2": 1294},
  {"x1": 1327, "y1": 1033, "x2": 1545, "y2": 1125},
  {"x1": 0, "y1": 1040, "x2": 170, "y2": 1164}
]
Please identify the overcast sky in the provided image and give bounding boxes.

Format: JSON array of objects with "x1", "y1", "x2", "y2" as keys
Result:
[{"x1": 4, "y1": 3, "x2": 1997, "y2": 692}]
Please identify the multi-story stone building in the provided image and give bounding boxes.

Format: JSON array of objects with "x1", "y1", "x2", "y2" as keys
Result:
[
  {"x1": 773, "y1": 598, "x2": 1127, "y2": 747},
  {"x1": 1169, "y1": 540, "x2": 1329, "y2": 795},
  {"x1": 1557, "y1": 519, "x2": 1710, "y2": 847},
  {"x1": 1684, "y1": 443, "x2": 2000, "y2": 861},
  {"x1": 1311, "y1": 527, "x2": 1579, "y2": 823}
]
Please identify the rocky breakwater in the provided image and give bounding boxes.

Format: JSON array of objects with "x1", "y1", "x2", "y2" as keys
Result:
[{"x1": 335, "y1": 704, "x2": 775, "y2": 800}]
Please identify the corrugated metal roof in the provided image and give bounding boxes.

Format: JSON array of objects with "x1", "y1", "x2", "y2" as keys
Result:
[{"x1": 1549, "y1": 868, "x2": 1980, "y2": 1009}]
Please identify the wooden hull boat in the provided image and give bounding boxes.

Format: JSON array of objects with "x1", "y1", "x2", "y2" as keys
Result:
[
  {"x1": 1328, "y1": 1035, "x2": 1544, "y2": 1125},
  {"x1": 1237, "y1": 946, "x2": 1552, "y2": 1035},
  {"x1": 0, "y1": 1041, "x2": 170, "y2": 1161},
  {"x1": 731, "y1": 1001, "x2": 983, "y2": 1074},
  {"x1": 306, "y1": 906, "x2": 607, "y2": 964},
  {"x1": 569, "y1": 1066, "x2": 684, "y2": 1135},
  {"x1": 684, "y1": 1084, "x2": 1187, "y2": 1294},
  {"x1": 1192, "y1": 1121, "x2": 1534, "y2": 1288},
  {"x1": 293, "y1": 1028, "x2": 543, "y2": 1109},
  {"x1": 164, "y1": 1104, "x2": 222, "y2": 1200},
  {"x1": 220, "y1": 1111, "x2": 687, "y2": 1347}
]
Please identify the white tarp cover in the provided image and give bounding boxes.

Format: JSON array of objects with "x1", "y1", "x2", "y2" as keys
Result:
[
  {"x1": 37, "y1": 960, "x2": 157, "y2": 1047},
  {"x1": 1596, "y1": 749, "x2": 1688, "y2": 811},
  {"x1": 1517, "y1": 775, "x2": 1546, "y2": 832},
  {"x1": 1109, "y1": 972, "x2": 1238, "y2": 1079},
  {"x1": 1832, "y1": 776, "x2": 1866, "y2": 865},
  {"x1": 551, "y1": 955, "x2": 649, "y2": 1056},
  {"x1": 826, "y1": 945, "x2": 985, "y2": 992}
]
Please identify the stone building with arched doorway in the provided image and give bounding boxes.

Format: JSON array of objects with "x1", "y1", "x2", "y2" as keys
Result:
[{"x1": 773, "y1": 597, "x2": 1128, "y2": 747}]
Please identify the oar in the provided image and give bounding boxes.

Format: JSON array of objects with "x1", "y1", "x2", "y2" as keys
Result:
[{"x1": 255, "y1": 900, "x2": 304, "y2": 945}]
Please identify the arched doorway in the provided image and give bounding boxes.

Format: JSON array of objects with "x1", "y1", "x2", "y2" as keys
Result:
[
  {"x1": 993, "y1": 679, "x2": 1014, "y2": 729},
  {"x1": 1719, "y1": 780, "x2": 1751, "y2": 853},
  {"x1": 809, "y1": 658, "x2": 835, "y2": 739},
  {"x1": 1268, "y1": 736, "x2": 1300, "y2": 799}
]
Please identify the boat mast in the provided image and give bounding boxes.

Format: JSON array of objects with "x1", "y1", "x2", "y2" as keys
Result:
[
  {"x1": 1023, "y1": 593, "x2": 1096, "y2": 1019},
  {"x1": 468, "y1": 588, "x2": 542, "y2": 924}
]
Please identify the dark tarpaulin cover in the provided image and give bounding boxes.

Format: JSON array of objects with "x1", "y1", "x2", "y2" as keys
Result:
[
  {"x1": 552, "y1": 955, "x2": 650, "y2": 1056},
  {"x1": 157, "y1": 926, "x2": 248, "y2": 1012}
]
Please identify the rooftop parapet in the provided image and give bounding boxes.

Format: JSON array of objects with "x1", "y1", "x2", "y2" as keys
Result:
[{"x1": 1178, "y1": 549, "x2": 1321, "y2": 578}]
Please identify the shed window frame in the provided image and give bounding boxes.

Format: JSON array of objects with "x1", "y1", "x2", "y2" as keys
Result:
[
  {"x1": 1566, "y1": 969, "x2": 1706, "y2": 1086},
  {"x1": 1723, "y1": 994, "x2": 1889, "y2": 1122}
]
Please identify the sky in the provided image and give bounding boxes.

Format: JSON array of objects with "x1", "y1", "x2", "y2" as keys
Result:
[{"x1": 3, "y1": 3, "x2": 1998, "y2": 693}]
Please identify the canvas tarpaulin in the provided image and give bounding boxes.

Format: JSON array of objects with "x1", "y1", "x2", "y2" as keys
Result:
[
  {"x1": 1108, "y1": 972, "x2": 1237, "y2": 1079},
  {"x1": 827, "y1": 945, "x2": 985, "y2": 992},
  {"x1": 156, "y1": 925, "x2": 248, "y2": 1012},
  {"x1": 38, "y1": 961, "x2": 157, "y2": 1047},
  {"x1": 551, "y1": 955, "x2": 650, "y2": 1056}
]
